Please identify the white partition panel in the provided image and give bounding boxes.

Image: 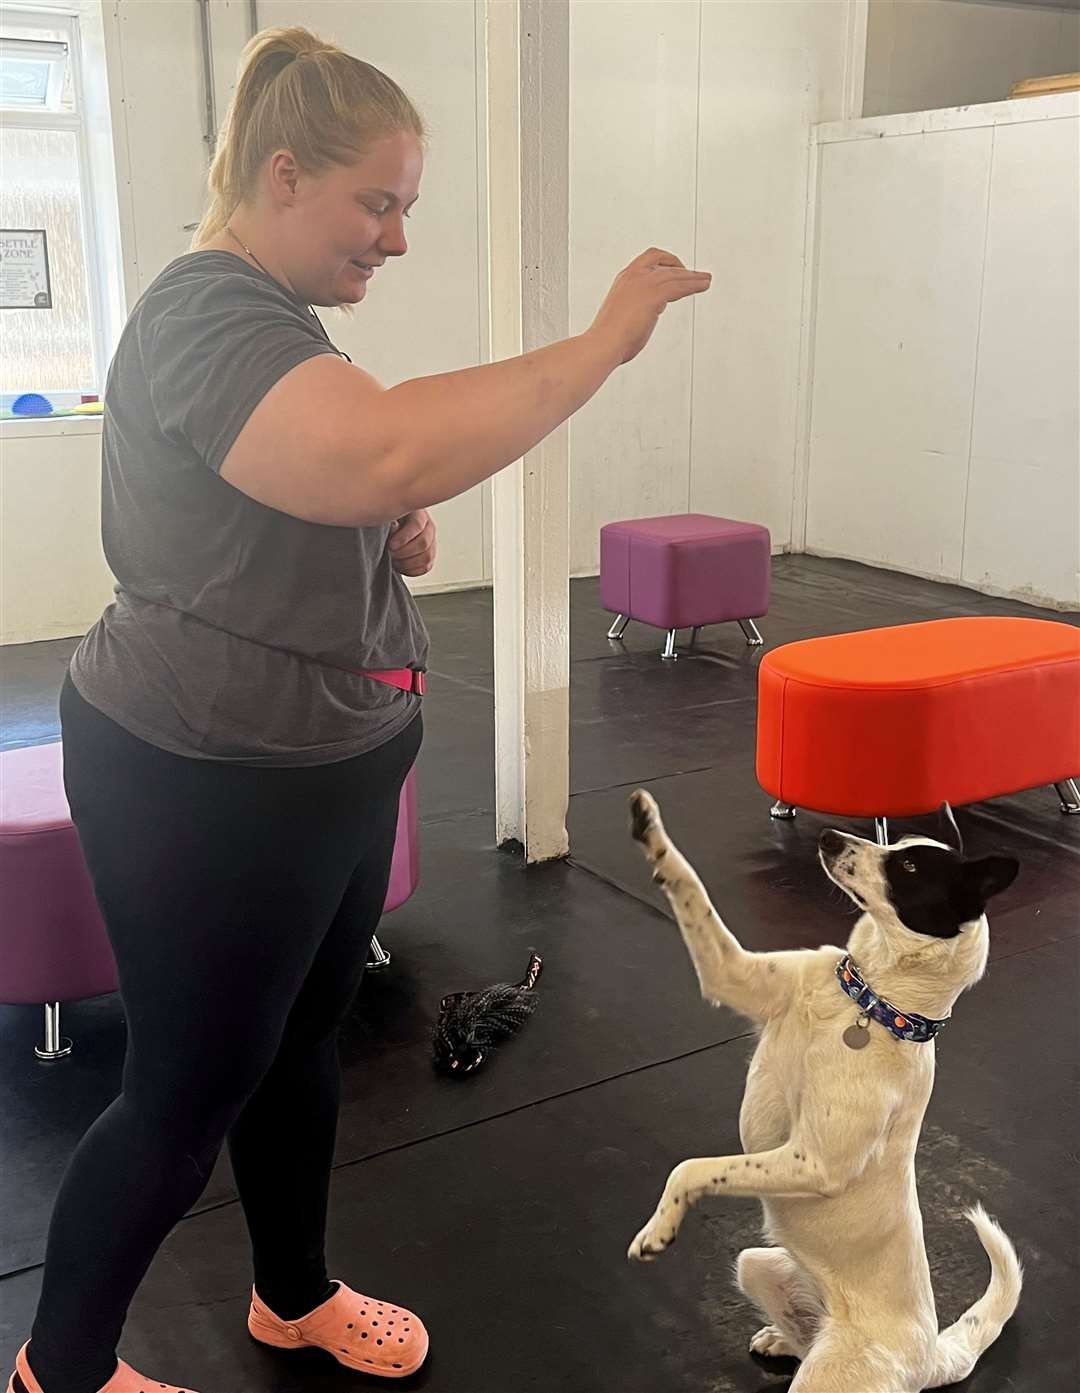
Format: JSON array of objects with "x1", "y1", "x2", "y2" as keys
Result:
[
  {"x1": 806, "y1": 126, "x2": 992, "y2": 579},
  {"x1": 804, "y1": 95, "x2": 1080, "y2": 608},
  {"x1": 962, "y1": 115, "x2": 1080, "y2": 607}
]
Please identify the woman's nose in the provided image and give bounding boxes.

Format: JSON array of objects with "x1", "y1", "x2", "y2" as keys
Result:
[{"x1": 379, "y1": 214, "x2": 408, "y2": 257}]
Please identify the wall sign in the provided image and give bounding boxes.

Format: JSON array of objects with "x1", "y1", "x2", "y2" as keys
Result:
[{"x1": 0, "y1": 229, "x2": 52, "y2": 309}]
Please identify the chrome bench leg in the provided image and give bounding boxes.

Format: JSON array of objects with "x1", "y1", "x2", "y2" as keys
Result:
[
  {"x1": 1055, "y1": 779, "x2": 1080, "y2": 815},
  {"x1": 770, "y1": 801, "x2": 797, "y2": 820},
  {"x1": 366, "y1": 935, "x2": 392, "y2": 971},
  {"x1": 35, "y1": 1002, "x2": 72, "y2": 1061},
  {"x1": 607, "y1": 614, "x2": 630, "y2": 640},
  {"x1": 661, "y1": 629, "x2": 678, "y2": 661},
  {"x1": 739, "y1": 618, "x2": 764, "y2": 646},
  {"x1": 874, "y1": 817, "x2": 890, "y2": 846}
]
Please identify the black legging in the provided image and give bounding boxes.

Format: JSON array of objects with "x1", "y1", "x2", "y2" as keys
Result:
[{"x1": 27, "y1": 678, "x2": 422, "y2": 1393}]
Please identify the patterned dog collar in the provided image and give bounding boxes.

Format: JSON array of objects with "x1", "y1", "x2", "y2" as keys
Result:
[{"x1": 836, "y1": 955, "x2": 949, "y2": 1044}]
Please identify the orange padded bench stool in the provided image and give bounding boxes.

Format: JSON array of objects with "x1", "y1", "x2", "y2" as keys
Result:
[{"x1": 757, "y1": 616, "x2": 1080, "y2": 842}]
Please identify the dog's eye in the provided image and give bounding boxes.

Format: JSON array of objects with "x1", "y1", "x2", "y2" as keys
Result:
[{"x1": 902, "y1": 859, "x2": 917, "y2": 873}]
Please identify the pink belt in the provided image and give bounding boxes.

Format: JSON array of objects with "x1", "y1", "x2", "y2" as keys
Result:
[{"x1": 361, "y1": 668, "x2": 427, "y2": 696}]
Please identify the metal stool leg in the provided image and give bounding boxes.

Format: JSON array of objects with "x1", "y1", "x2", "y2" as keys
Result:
[
  {"x1": 35, "y1": 1002, "x2": 72, "y2": 1061},
  {"x1": 366, "y1": 935, "x2": 392, "y2": 971},
  {"x1": 739, "y1": 618, "x2": 764, "y2": 646},
  {"x1": 874, "y1": 817, "x2": 890, "y2": 846},
  {"x1": 689, "y1": 626, "x2": 701, "y2": 649},
  {"x1": 661, "y1": 629, "x2": 678, "y2": 661},
  {"x1": 1055, "y1": 779, "x2": 1080, "y2": 814},
  {"x1": 770, "y1": 801, "x2": 797, "y2": 820},
  {"x1": 607, "y1": 614, "x2": 630, "y2": 640}
]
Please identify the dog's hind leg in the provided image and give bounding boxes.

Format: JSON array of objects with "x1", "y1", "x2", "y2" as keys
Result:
[
  {"x1": 788, "y1": 1327, "x2": 920, "y2": 1393},
  {"x1": 736, "y1": 1247, "x2": 822, "y2": 1361}
]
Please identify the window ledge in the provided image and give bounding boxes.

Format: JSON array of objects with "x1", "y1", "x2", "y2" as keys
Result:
[{"x1": 1, "y1": 415, "x2": 103, "y2": 440}]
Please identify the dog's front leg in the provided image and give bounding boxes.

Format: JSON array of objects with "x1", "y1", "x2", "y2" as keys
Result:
[
  {"x1": 630, "y1": 789, "x2": 799, "y2": 1021},
  {"x1": 628, "y1": 1142, "x2": 835, "y2": 1263}
]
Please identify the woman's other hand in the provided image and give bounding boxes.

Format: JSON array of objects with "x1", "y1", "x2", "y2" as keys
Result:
[{"x1": 389, "y1": 509, "x2": 437, "y2": 577}]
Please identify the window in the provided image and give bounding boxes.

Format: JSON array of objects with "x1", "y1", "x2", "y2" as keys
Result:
[
  {"x1": 1, "y1": 7, "x2": 115, "y2": 414},
  {"x1": 0, "y1": 36, "x2": 71, "y2": 109}
]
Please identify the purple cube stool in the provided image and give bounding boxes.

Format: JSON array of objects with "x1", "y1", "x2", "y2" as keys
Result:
[
  {"x1": 0, "y1": 742, "x2": 420, "y2": 1049},
  {"x1": 600, "y1": 513, "x2": 771, "y2": 659}
]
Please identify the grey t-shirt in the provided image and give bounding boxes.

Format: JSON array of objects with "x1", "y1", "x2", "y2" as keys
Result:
[{"x1": 70, "y1": 251, "x2": 429, "y2": 765}]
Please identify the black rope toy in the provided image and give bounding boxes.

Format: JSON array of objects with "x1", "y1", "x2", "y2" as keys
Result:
[{"x1": 432, "y1": 953, "x2": 543, "y2": 1078}]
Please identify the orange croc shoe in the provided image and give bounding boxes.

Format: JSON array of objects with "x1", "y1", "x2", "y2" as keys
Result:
[
  {"x1": 8, "y1": 1343, "x2": 203, "y2": 1393},
  {"x1": 248, "y1": 1282, "x2": 429, "y2": 1378}
]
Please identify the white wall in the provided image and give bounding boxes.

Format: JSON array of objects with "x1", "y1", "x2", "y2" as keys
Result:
[
  {"x1": 4, "y1": 0, "x2": 859, "y2": 643},
  {"x1": 802, "y1": 94, "x2": 1080, "y2": 609},
  {"x1": 865, "y1": 0, "x2": 1080, "y2": 118},
  {"x1": 568, "y1": 0, "x2": 858, "y2": 574},
  {"x1": 0, "y1": 421, "x2": 113, "y2": 644}
]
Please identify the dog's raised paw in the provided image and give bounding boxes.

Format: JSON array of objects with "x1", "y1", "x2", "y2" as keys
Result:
[
  {"x1": 629, "y1": 790, "x2": 657, "y2": 844},
  {"x1": 749, "y1": 1325, "x2": 796, "y2": 1359},
  {"x1": 631, "y1": 790, "x2": 666, "y2": 849}
]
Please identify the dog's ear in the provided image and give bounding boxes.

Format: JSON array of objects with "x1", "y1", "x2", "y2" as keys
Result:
[
  {"x1": 959, "y1": 855, "x2": 1019, "y2": 913},
  {"x1": 938, "y1": 801, "x2": 963, "y2": 855}
]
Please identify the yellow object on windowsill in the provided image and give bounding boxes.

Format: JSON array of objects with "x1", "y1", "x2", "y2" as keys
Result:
[{"x1": 0, "y1": 402, "x2": 103, "y2": 421}]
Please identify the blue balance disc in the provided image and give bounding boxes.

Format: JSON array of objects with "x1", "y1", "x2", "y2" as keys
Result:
[{"x1": 11, "y1": 393, "x2": 54, "y2": 416}]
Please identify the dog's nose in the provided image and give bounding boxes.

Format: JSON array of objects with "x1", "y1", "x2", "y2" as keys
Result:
[{"x1": 819, "y1": 829, "x2": 846, "y2": 856}]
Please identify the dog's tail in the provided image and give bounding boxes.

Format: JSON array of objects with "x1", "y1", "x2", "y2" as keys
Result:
[{"x1": 926, "y1": 1205, "x2": 1022, "y2": 1389}]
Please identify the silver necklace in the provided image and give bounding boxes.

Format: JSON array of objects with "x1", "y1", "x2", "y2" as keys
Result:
[
  {"x1": 223, "y1": 224, "x2": 350, "y2": 363},
  {"x1": 225, "y1": 223, "x2": 272, "y2": 277}
]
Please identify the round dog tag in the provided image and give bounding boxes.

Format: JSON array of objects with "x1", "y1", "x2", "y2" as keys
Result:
[{"x1": 843, "y1": 1016, "x2": 871, "y2": 1050}]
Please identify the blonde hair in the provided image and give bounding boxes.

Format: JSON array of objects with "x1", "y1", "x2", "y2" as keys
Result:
[{"x1": 191, "y1": 26, "x2": 426, "y2": 248}]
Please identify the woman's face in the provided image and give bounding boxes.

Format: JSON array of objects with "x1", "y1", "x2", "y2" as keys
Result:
[{"x1": 282, "y1": 129, "x2": 423, "y2": 307}]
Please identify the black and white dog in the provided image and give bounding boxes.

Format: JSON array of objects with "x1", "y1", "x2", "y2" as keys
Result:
[{"x1": 627, "y1": 789, "x2": 1022, "y2": 1393}]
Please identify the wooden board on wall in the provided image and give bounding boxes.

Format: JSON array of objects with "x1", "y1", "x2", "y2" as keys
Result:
[{"x1": 1009, "y1": 72, "x2": 1080, "y2": 98}]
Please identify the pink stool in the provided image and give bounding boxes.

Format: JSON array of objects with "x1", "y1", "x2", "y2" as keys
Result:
[
  {"x1": 367, "y1": 766, "x2": 421, "y2": 971},
  {"x1": 600, "y1": 513, "x2": 771, "y2": 659},
  {"x1": 0, "y1": 742, "x2": 117, "y2": 1059},
  {"x1": 0, "y1": 741, "x2": 420, "y2": 1054}
]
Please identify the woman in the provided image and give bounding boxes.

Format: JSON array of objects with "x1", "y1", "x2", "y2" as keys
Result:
[{"x1": 9, "y1": 25, "x2": 710, "y2": 1393}]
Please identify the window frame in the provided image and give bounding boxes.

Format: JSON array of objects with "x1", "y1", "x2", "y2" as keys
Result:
[{"x1": 1, "y1": 5, "x2": 114, "y2": 405}]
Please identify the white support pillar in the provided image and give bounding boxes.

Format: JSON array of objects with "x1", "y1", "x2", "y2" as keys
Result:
[{"x1": 486, "y1": 0, "x2": 571, "y2": 863}]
